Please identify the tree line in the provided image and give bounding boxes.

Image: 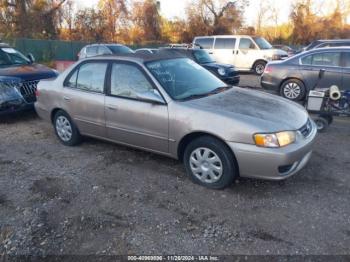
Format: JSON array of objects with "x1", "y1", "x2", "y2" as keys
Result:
[{"x1": 0, "y1": 0, "x2": 349, "y2": 46}]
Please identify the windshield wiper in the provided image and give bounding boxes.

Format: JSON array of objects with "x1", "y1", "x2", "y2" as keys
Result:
[
  {"x1": 179, "y1": 86, "x2": 232, "y2": 101},
  {"x1": 206, "y1": 85, "x2": 232, "y2": 95}
]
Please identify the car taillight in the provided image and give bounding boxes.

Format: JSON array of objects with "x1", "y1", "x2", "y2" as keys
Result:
[
  {"x1": 35, "y1": 89, "x2": 39, "y2": 97},
  {"x1": 264, "y1": 65, "x2": 273, "y2": 74}
]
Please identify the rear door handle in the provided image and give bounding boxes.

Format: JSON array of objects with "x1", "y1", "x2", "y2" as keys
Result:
[
  {"x1": 208, "y1": 52, "x2": 213, "y2": 54},
  {"x1": 63, "y1": 96, "x2": 71, "y2": 101}
]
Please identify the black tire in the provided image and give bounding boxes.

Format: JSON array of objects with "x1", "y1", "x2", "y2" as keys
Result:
[
  {"x1": 253, "y1": 61, "x2": 266, "y2": 75},
  {"x1": 183, "y1": 136, "x2": 237, "y2": 189},
  {"x1": 320, "y1": 114, "x2": 333, "y2": 125},
  {"x1": 280, "y1": 79, "x2": 306, "y2": 101},
  {"x1": 314, "y1": 117, "x2": 329, "y2": 132},
  {"x1": 53, "y1": 110, "x2": 82, "y2": 146}
]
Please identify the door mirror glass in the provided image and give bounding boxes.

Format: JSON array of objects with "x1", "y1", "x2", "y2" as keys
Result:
[
  {"x1": 27, "y1": 53, "x2": 35, "y2": 63},
  {"x1": 136, "y1": 90, "x2": 164, "y2": 104}
]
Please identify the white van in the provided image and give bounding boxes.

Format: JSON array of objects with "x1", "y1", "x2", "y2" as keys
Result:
[{"x1": 193, "y1": 35, "x2": 288, "y2": 74}]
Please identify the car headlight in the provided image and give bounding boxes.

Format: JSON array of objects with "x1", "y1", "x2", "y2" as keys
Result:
[
  {"x1": 254, "y1": 131, "x2": 296, "y2": 148},
  {"x1": 217, "y1": 68, "x2": 226, "y2": 76}
]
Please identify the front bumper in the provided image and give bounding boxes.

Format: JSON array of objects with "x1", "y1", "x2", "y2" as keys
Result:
[
  {"x1": 0, "y1": 99, "x2": 33, "y2": 116},
  {"x1": 222, "y1": 75, "x2": 240, "y2": 85},
  {"x1": 227, "y1": 121, "x2": 317, "y2": 180}
]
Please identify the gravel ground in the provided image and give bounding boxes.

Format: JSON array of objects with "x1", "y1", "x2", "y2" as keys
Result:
[{"x1": 0, "y1": 74, "x2": 350, "y2": 257}]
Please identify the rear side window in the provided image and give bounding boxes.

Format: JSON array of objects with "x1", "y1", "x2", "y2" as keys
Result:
[
  {"x1": 301, "y1": 52, "x2": 341, "y2": 66},
  {"x1": 194, "y1": 38, "x2": 214, "y2": 49},
  {"x1": 344, "y1": 52, "x2": 350, "y2": 68},
  {"x1": 214, "y1": 38, "x2": 236, "y2": 49},
  {"x1": 239, "y1": 38, "x2": 256, "y2": 49},
  {"x1": 66, "y1": 62, "x2": 107, "y2": 93},
  {"x1": 86, "y1": 46, "x2": 98, "y2": 57}
]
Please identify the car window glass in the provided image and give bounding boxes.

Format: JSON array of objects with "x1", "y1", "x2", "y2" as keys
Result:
[
  {"x1": 98, "y1": 46, "x2": 110, "y2": 55},
  {"x1": 75, "y1": 63, "x2": 107, "y2": 92},
  {"x1": 301, "y1": 55, "x2": 312, "y2": 65},
  {"x1": 194, "y1": 38, "x2": 214, "y2": 49},
  {"x1": 86, "y1": 46, "x2": 98, "y2": 56},
  {"x1": 66, "y1": 69, "x2": 78, "y2": 88},
  {"x1": 239, "y1": 38, "x2": 255, "y2": 49},
  {"x1": 214, "y1": 38, "x2": 236, "y2": 49},
  {"x1": 345, "y1": 52, "x2": 350, "y2": 67},
  {"x1": 110, "y1": 63, "x2": 154, "y2": 99},
  {"x1": 312, "y1": 52, "x2": 341, "y2": 66}
]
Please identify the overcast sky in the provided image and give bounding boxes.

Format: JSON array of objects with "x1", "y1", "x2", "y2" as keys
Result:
[{"x1": 74, "y1": 0, "x2": 349, "y2": 26}]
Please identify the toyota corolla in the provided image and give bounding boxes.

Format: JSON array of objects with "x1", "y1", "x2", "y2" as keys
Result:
[{"x1": 35, "y1": 53, "x2": 317, "y2": 189}]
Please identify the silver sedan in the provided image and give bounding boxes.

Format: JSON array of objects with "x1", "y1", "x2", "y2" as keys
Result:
[{"x1": 35, "y1": 54, "x2": 317, "y2": 189}]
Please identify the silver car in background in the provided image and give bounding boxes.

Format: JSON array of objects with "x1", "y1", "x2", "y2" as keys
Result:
[{"x1": 35, "y1": 54, "x2": 317, "y2": 189}]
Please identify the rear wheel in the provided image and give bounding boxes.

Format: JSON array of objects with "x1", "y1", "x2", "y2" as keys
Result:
[
  {"x1": 280, "y1": 79, "x2": 306, "y2": 101},
  {"x1": 253, "y1": 61, "x2": 266, "y2": 75},
  {"x1": 183, "y1": 136, "x2": 237, "y2": 189},
  {"x1": 54, "y1": 110, "x2": 82, "y2": 146},
  {"x1": 314, "y1": 117, "x2": 329, "y2": 132}
]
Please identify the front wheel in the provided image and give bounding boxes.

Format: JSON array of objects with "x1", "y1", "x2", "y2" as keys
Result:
[
  {"x1": 183, "y1": 136, "x2": 237, "y2": 189},
  {"x1": 280, "y1": 79, "x2": 306, "y2": 101},
  {"x1": 314, "y1": 117, "x2": 329, "y2": 132},
  {"x1": 253, "y1": 61, "x2": 266, "y2": 75}
]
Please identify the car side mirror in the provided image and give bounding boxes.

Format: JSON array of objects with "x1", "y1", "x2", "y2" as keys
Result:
[
  {"x1": 27, "y1": 53, "x2": 35, "y2": 63},
  {"x1": 136, "y1": 90, "x2": 165, "y2": 104}
]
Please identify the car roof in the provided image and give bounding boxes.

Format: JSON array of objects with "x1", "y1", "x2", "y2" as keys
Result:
[
  {"x1": 307, "y1": 46, "x2": 350, "y2": 52},
  {"x1": 82, "y1": 52, "x2": 187, "y2": 63},
  {"x1": 84, "y1": 43, "x2": 126, "y2": 47},
  {"x1": 194, "y1": 35, "x2": 257, "y2": 38}
]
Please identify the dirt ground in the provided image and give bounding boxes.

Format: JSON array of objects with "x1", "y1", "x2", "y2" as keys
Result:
[{"x1": 0, "y1": 75, "x2": 350, "y2": 256}]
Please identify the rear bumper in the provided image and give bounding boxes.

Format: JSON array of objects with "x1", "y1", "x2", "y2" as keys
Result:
[
  {"x1": 260, "y1": 74, "x2": 279, "y2": 91},
  {"x1": 227, "y1": 121, "x2": 317, "y2": 180},
  {"x1": 34, "y1": 103, "x2": 51, "y2": 122}
]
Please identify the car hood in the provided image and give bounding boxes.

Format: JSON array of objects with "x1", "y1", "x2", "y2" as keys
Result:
[
  {"x1": 184, "y1": 87, "x2": 308, "y2": 131},
  {"x1": 0, "y1": 63, "x2": 58, "y2": 81},
  {"x1": 263, "y1": 49, "x2": 288, "y2": 56}
]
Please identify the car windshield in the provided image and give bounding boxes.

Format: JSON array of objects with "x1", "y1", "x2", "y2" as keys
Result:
[
  {"x1": 193, "y1": 50, "x2": 215, "y2": 64},
  {"x1": 107, "y1": 45, "x2": 134, "y2": 54},
  {"x1": 146, "y1": 58, "x2": 228, "y2": 101},
  {"x1": 253, "y1": 37, "x2": 272, "y2": 50},
  {"x1": 0, "y1": 47, "x2": 30, "y2": 66}
]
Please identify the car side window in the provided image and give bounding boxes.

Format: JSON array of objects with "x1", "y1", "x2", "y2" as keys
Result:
[
  {"x1": 345, "y1": 52, "x2": 350, "y2": 68},
  {"x1": 66, "y1": 62, "x2": 107, "y2": 93},
  {"x1": 301, "y1": 55, "x2": 312, "y2": 65},
  {"x1": 312, "y1": 52, "x2": 341, "y2": 67},
  {"x1": 110, "y1": 63, "x2": 154, "y2": 99},
  {"x1": 194, "y1": 38, "x2": 214, "y2": 49},
  {"x1": 239, "y1": 38, "x2": 255, "y2": 49},
  {"x1": 86, "y1": 46, "x2": 98, "y2": 57},
  {"x1": 214, "y1": 38, "x2": 236, "y2": 49}
]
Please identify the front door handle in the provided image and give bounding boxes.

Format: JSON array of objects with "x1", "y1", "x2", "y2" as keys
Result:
[
  {"x1": 106, "y1": 105, "x2": 118, "y2": 110},
  {"x1": 63, "y1": 96, "x2": 71, "y2": 101}
]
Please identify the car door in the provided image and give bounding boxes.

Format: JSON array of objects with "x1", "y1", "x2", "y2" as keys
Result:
[
  {"x1": 235, "y1": 38, "x2": 258, "y2": 70},
  {"x1": 105, "y1": 62, "x2": 169, "y2": 153},
  {"x1": 299, "y1": 51, "x2": 343, "y2": 90},
  {"x1": 342, "y1": 51, "x2": 350, "y2": 90},
  {"x1": 62, "y1": 61, "x2": 107, "y2": 137},
  {"x1": 212, "y1": 38, "x2": 237, "y2": 65}
]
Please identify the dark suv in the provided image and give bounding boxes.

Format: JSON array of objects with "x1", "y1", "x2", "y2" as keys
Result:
[
  {"x1": 159, "y1": 47, "x2": 240, "y2": 85},
  {"x1": 0, "y1": 43, "x2": 58, "y2": 115}
]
